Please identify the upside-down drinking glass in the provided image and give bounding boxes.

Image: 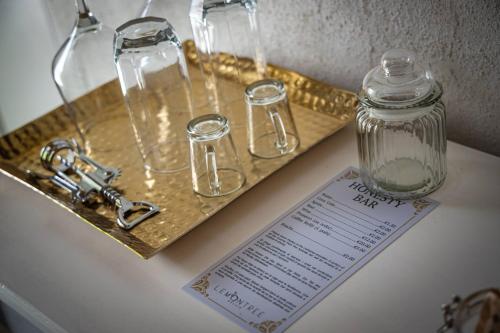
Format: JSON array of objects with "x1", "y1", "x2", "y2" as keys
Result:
[
  {"x1": 187, "y1": 114, "x2": 245, "y2": 197},
  {"x1": 245, "y1": 79, "x2": 299, "y2": 158},
  {"x1": 114, "y1": 17, "x2": 193, "y2": 173}
]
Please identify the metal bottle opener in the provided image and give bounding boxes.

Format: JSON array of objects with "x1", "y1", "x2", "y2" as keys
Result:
[{"x1": 28, "y1": 139, "x2": 159, "y2": 230}]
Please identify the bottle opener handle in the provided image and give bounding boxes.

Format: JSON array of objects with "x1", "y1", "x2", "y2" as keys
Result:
[{"x1": 117, "y1": 198, "x2": 160, "y2": 230}]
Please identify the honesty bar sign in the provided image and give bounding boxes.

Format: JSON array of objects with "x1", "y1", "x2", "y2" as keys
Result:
[{"x1": 184, "y1": 167, "x2": 439, "y2": 333}]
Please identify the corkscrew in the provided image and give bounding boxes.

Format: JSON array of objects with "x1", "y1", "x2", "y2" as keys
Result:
[{"x1": 28, "y1": 139, "x2": 159, "y2": 230}]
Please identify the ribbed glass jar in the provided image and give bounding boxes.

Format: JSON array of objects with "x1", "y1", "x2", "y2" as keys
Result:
[{"x1": 356, "y1": 49, "x2": 447, "y2": 199}]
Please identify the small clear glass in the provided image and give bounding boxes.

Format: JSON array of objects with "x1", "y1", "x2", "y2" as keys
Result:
[
  {"x1": 438, "y1": 288, "x2": 500, "y2": 333},
  {"x1": 114, "y1": 17, "x2": 193, "y2": 173},
  {"x1": 189, "y1": 0, "x2": 267, "y2": 120},
  {"x1": 357, "y1": 49, "x2": 446, "y2": 199},
  {"x1": 187, "y1": 114, "x2": 245, "y2": 197},
  {"x1": 245, "y1": 79, "x2": 299, "y2": 158},
  {"x1": 52, "y1": 0, "x2": 127, "y2": 153}
]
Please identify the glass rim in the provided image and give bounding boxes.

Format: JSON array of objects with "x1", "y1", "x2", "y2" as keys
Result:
[
  {"x1": 245, "y1": 79, "x2": 287, "y2": 106},
  {"x1": 114, "y1": 16, "x2": 180, "y2": 53},
  {"x1": 116, "y1": 16, "x2": 166, "y2": 34},
  {"x1": 187, "y1": 114, "x2": 230, "y2": 141}
]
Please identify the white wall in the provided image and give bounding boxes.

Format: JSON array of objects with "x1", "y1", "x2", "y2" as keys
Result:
[{"x1": 0, "y1": 0, "x2": 61, "y2": 134}]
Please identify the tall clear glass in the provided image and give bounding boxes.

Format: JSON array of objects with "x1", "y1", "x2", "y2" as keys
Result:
[
  {"x1": 114, "y1": 17, "x2": 193, "y2": 173},
  {"x1": 189, "y1": 0, "x2": 267, "y2": 121},
  {"x1": 52, "y1": 0, "x2": 127, "y2": 153}
]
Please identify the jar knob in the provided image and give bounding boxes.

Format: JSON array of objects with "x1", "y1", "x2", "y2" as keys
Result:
[
  {"x1": 381, "y1": 49, "x2": 416, "y2": 77},
  {"x1": 361, "y1": 48, "x2": 439, "y2": 105}
]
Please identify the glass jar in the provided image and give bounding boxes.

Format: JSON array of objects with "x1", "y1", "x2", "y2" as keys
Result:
[
  {"x1": 437, "y1": 288, "x2": 500, "y2": 333},
  {"x1": 356, "y1": 49, "x2": 446, "y2": 199}
]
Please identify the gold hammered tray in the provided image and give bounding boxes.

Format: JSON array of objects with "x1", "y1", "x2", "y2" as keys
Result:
[{"x1": 0, "y1": 41, "x2": 357, "y2": 259}]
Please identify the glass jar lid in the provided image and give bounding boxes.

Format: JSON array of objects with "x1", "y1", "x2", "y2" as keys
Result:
[{"x1": 360, "y1": 49, "x2": 441, "y2": 108}]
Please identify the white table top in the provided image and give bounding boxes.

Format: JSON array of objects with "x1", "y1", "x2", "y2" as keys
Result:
[{"x1": 1, "y1": 123, "x2": 499, "y2": 333}]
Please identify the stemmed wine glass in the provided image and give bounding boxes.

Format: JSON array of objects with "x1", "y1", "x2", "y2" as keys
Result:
[{"x1": 52, "y1": 0, "x2": 129, "y2": 153}]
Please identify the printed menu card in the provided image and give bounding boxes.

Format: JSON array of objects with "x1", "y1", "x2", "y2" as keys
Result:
[{"x1": 184, "y1": 167, "x2": 439, "y2": 333}]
